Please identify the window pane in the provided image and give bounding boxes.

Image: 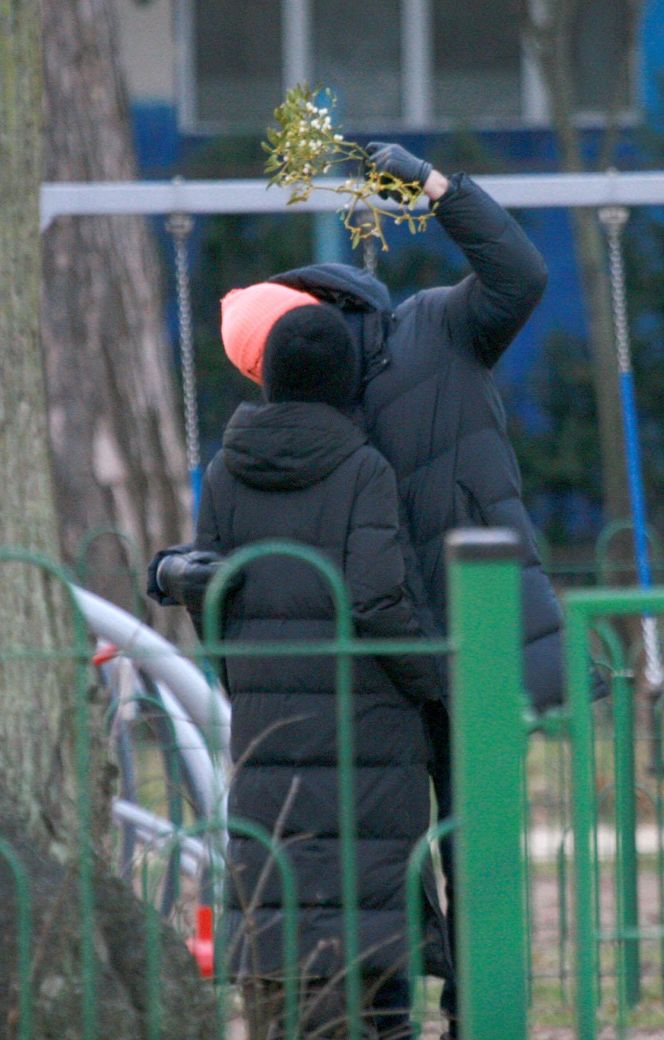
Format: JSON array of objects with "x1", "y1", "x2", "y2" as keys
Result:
[
  {"x1": 194, "y1": 0, "x2": 282, "y2": 130},
  {"x1": 312, "y1": 0, "x2": 401, "y2": 125},
  {"x1": 433, "y1": 1, "x2": 521, "y2": 122},
  {"x1": 573, "y1": 0, "x2": 631, "y2": 111}
]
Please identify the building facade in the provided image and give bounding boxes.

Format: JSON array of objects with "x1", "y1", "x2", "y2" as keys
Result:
[{"x1": 114, "y1": 0, "x2": 664, "y2": 537}]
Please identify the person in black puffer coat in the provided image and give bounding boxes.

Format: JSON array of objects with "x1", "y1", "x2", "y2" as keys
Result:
[
  {"x1": 195, "y1": 302, "x2": 449, "y2": 1039},
  {"x1": 215, "y1": 149, "x2": 561, "y2": 1036}
]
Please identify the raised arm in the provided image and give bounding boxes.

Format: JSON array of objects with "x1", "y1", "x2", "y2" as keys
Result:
[
  {"x1": 346, "y1": 449, "x2": 443, "y2": 705},
  {"x1": 366, "y1": 142, "x2": 548, "y2": 367},
  {"x1": 431, "y1": 171, "x2": 548, "y2": 366}
]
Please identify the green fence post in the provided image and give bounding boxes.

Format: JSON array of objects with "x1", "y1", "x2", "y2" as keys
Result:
[
  {"x1": 446, "y1": 528, "x2": 528, "y2": 1040},
  {"x1": 593, "y1": 620, "x2": 640, "y2": 1006},
  {"x1": 565, "y1": 596, "x2": 599, "y2": 1040}
]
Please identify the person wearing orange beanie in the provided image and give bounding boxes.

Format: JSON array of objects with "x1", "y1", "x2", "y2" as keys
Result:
[
  {"x1": 171, "y1": 296, "x2": 450, "y2": 1037},
  {"x1": 220, "y1": 282, "x2": 320, "y2": 384}
]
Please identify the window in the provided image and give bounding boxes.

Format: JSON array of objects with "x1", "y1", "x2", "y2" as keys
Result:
[
  {"x1": 433, "y1": 1, "x2": 522, "y2": 123},
  {"x1": 572, "y1": 0, "x2": 632, "y2": 114},
  {"x1": 312, "y1": 1, "x2": 402, "y2": 125},
  {"x1": 184, "y1": 0, "x2": 283, "y2": 133},
  {"x1": 177, "y1": 0, "x2": 637, "y2": 134}
]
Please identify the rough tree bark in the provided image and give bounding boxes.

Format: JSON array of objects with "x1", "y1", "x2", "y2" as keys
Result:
[
  {"x1": 0, "y1": 4, "x2": 215, "y2": 1035},
  {"x1": 0, "y1": 0, "x2": 76, "y2": 845},
  {"x1": 41, "y1": 0, "x2": 191, "y2": 614},
  {"x1": 522, "y1": 0, "x2": 643, "y2": 526}
]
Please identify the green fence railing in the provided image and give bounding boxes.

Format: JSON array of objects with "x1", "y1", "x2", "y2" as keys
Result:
[
  {"x1": 2, "y1": 533, "x2": 664, "y2": 1037},
  {"x1": 565, "y1": 584, "x2": 664, "y2": 1040}
]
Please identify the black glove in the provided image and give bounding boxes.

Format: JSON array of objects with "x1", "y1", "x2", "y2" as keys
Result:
[
  {"x1": 364, "y1": 141, "x2": 433, "y2": 201},
  {"x1": 146, "y1": 543, "x2": 195, "y2": 606},
  {"x1": 154, "y1": 550, "x2": 239, "y2": 612}
]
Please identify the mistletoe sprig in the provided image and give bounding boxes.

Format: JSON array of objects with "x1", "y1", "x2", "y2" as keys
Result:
[{"x1": 262, "y1": 84, "x2": 434, "y2": 251}]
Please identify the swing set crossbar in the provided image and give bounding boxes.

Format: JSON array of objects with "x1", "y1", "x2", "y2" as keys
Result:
[
  {"x1": 40, "y1": 170, "x2": 664, "y2": 230},
  {"x1": 41, "y1": 169, "x2": 664, "y2": 675}
]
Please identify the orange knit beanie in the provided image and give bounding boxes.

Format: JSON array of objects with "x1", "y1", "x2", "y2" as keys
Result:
[{"x1": 220, "y1": 282, "x2": 320, "y2": 383}]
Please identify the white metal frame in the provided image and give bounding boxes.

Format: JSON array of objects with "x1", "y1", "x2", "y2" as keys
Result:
[
  {"x1": 173, "y1": 0, "x2": 197, "y2": 133},
  {"x1": 40, "y1": 171, "x2": 664, "y2": 231},
  {"x1": 73, "y1": 584, "x2": 231, "y2": 876},
  {"x1": 73, "y1": 584, "x2": 230, "y2": 750},
  {"x1": 282, "y1": 0, "x2": 311, "y2": 91},
  {"x1": 111, "y1": 799, "x2": 211, "y2": 874},
  {"x1": 401, "y1": 0, "x2": 433, "y2": 126}
]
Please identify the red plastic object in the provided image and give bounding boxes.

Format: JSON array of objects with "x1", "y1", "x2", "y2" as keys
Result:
[
  {"x1": 186, "y1": 905, "x2": 214, "y2": 978},
  {"x1": 92, "y1": 642, "x2": 119, "y2": 666}
]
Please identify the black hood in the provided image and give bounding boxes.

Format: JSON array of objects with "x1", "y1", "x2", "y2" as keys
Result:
[
  {"x1": 269, "y1": 263, "x2": 393, "y2": 387},
  {"x1": 270, "y1": 262, "x2": 392, "y2": 313},
  {"x1": 222, "y1": 401, "x2": 367, "y2": 491}
]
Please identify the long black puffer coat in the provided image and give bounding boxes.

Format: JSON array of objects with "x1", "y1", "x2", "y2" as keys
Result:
[
  {"x1": 271, "y1": 173, "x2": 565, "y2": 710},
  {"x1": 195, "y1": 401, "x2": 448, "y2": 978}
]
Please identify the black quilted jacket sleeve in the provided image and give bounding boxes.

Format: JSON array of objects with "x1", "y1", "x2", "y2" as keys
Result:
[{"x1": 432, "y1": 172, "x2": 548, "y2": 367}]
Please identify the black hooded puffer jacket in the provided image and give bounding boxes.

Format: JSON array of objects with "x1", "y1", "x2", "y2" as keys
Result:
[
  {"x1": 195, "y1": 401, "x2": 449, "y2": 978},
  {"x1": 271, "y1": 173, "x2": 565, "y2": 711}
]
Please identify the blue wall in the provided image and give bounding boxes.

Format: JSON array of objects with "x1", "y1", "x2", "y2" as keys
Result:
[{"x1": 641, "y1": 0, "x2": 664, "y2": 125}]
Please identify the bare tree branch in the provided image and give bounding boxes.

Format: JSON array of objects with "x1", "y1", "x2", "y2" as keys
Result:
[{"x1": 598, "y1": 0, "x2": 644, "y2": 170}]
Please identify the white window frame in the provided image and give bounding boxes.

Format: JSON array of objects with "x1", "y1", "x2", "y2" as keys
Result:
[
  {"x1": 175, "y1": 0, "x2": 198, "y2": 133},
  {"x1": 282, "y1": 0, "x2": 311, "y2": 90},
  {"x1": 175, "y1": 0, "x2": 639, "y2": 136},
  {"x1": 401, "y1": 0, "x2": 434, "y2": 126}
]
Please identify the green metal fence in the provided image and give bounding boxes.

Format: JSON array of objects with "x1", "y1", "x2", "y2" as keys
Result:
[
  {"x1": 565, "y1": 585, "x2": 664, "y2": 1040},
  {"x1": 1, "y1": 532, "x2": 664, "y2": 1037}
]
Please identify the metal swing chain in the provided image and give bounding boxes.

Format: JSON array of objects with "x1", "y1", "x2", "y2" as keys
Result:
[
  {"x1": 166, "y1": 210, "x2": 201, "y2": 477},
  {"x1": 599, "y1": 204, "x2": 664, "y2": 691},
  {"x1": 600, "y1": 206, "x2": 631, "y2": 374}
]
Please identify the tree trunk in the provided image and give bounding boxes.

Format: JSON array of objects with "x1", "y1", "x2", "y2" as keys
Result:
[
  {"x1": 41, "y1": 0, "x2": 191, "y2": 616},
  {"x1": 0, "y1": 0, "x2": 78, "y2": 847},
  {"x1": 0, "y1": 8, "x2": 217, "y2": 1033},
  {"x1": 524, "y1": 0, "x2": 635, "y2": 525}
]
